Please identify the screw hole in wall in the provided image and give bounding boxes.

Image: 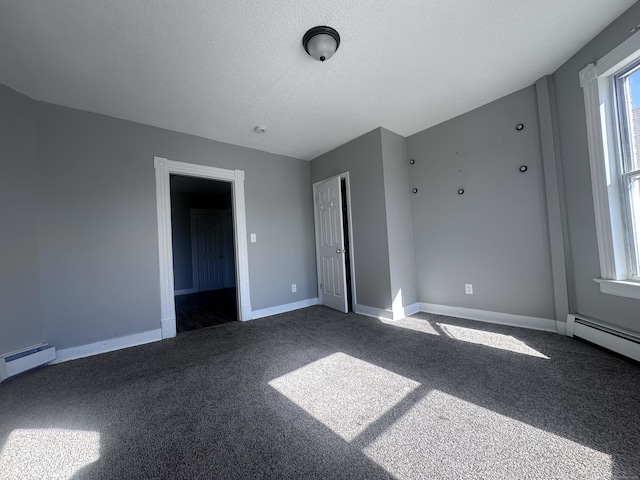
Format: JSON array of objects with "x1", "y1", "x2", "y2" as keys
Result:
[
  {"x1": 412, "y1": 188, "x2": 418, "y2": 194},
  {"x1": 410, "y1": 159, "x2": 415, "y2": 165},
  {"x1": 519, "y1": 165, "x2": 528, "y2": 173},
  {"x1": 516, "y1": 123, "x2": 524, "y2": 131},
  {"x1": 458, "y1": 189, "x2": 464, "y2": 195}
]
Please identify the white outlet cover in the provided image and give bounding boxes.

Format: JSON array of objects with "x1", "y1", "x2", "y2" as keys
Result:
[
  {"x1": 292, "y1": 284, "x2": 297, "y2": 293},
  {"x1": 465, "y1": 284, "x2": 473, "y2": 295},
  {"x1": 250, "y1": 233, "x2": 256, "y2": 243}
]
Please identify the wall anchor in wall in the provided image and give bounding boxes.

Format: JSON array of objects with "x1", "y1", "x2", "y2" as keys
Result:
[
  {"x1": 458, "y1": 189, "x2": 464, "y2": 195},
  {"x1": 519, "y1": 165, "x2": 528, "y2": 173},
  {"x1": 410, "y1": 159, "x2": 415, "y2": 165},
  {"x1": 516, "y1": 123, "x2": 524, "y2": 131},
  {"x1": 412, "y1": 188, "x2": 418, "y2": 194}
]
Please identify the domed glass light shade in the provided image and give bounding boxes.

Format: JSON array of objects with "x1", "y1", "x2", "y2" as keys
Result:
[{"x1": 303, "y1": 26, "x2": 340, "y2": 62}]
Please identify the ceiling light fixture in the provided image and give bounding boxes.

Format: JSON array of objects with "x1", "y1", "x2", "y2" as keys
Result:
[{"x1": 302, "y1": 26, "x2": 340, "y2": 62}]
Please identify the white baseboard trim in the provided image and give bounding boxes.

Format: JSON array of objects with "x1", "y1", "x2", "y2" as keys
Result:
[
  {"x1": 51, "y1": 329, "x2": 163, "y2": 365},
  {"x1": 403, "y1": 302, "x2": 421, "y2": 318},
  {"x1": 566, "y1": 314, "x2": 576, "y2": 337},
  {"x1": 354, "y1": 304, "x2": 394, "y2": 320},
  {"x1": 567, "y1": 313, "x2": 640, "y2": 362},
  {"x1": 161, "y1": 317, "x2": 177, "y2": 339},
  {"x1": 356, "y1": 302, "x2": 422, "y2": 321},
  {"x1": 419, "y1": 303, "x2": 558, "y2": 333},
  {"x1": 174, "y1": 288, "x2": 197, "y2": 296},
  {"x1": 252, "y1": 298, "x2": 319, "y2": 320},
  {"x1": 240, "y1": 303, "x2": 253, "y2": 321}
]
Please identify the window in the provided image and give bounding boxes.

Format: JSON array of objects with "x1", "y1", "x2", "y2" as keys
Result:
[
  {"x1": 615, "y1": 65, "x2": 640, "y2": 278},
  {"x1": 580, "y1": 32, "x2": 640, "y2": 300}
]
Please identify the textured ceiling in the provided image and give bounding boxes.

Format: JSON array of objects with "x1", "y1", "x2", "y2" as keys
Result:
[{"x1": 0, "y1": 1, "x2": 635, "y2": 160}]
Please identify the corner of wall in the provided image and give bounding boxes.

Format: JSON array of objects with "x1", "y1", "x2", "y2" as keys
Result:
[
  {"x1": 380, "y1": 128, "x2": 418, "y2": 308},
  {"x1": 0, "y1": 83, "x2": 45, "y2": 356}
]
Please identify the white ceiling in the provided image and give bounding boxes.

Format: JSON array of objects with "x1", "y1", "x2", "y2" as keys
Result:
[{"x1": 0, "y1": 1, "x2": 635, "y2": 160}]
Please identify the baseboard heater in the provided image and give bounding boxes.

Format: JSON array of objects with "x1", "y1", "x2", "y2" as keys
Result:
[
  {"x1": 0, "y1": 344, "x2": 56, "y2": 382},
  {"x1": 568, "y1": 315, "x2": 640, "y2": 363}
]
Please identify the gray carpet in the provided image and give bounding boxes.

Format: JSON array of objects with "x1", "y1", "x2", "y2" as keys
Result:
[{"x1": 1, "y1": 306, "x2": 639, "y2": 479}]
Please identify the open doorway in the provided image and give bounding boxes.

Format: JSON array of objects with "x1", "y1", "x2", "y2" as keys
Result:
[
  {"x1": 155, "y1": 157, "x2": 251, "y2": 339},
  {"x1": 170, "y1": 175, "x2": 237, "y2": 332}
]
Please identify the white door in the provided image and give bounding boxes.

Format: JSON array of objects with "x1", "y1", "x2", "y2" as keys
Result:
[
  {"x1": 314, "y1": 176, "x2": 348, "y2": 313},
  {"x1": 196, "y1": 213, "x2": 224, "y2": 291}
]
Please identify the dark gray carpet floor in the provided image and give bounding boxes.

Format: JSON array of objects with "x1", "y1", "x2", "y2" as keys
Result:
[{"x1": 1, "y1": 306, "x2": 639, "y2": 479}]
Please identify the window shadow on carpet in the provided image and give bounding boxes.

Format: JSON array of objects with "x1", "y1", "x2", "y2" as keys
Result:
[{"x1": 0, "y1": 306, "x2": 638, "y2": 479}]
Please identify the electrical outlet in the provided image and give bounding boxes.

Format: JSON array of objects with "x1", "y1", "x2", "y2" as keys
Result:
[
  {"x1": 250, "y1": 233, "x2": 256, "y2": 243},
  {"x1": 465, "y1": 284, "x2": 473, "y2": 295},
  {"x1": 291, "y1": 284, "x2": 297, "y2": 293}
]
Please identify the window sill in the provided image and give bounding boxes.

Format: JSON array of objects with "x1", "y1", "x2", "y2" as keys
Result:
[{"x1": 594, "y1": 279, "x2": 640, "y2": 300}]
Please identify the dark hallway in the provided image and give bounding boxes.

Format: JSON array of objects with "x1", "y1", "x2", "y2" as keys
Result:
[
  {"x1": 175, "y1": 288, "x2": 238, "y2": 332},
  {"x1": 170, "y1": 175, "x2": 238, "y2": 332}
]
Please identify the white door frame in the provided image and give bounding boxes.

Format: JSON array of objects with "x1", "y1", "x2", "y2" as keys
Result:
[
  {"x1": 313, "y1": 171, "x2": 357, "y2": 309},
  {"x1": 154, "y1": 156, "x2": 252, "y2": 339}
]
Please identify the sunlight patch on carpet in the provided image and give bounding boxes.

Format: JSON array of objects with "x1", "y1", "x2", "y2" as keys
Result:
[
  {"x1": 379, "y1": 317, "x2": 440, "y2": 335},
  {"x1": 269, "y1": 352, "x2": 420, "y2": 441},
  {"x1": 363, "y1": 389, "x2": 611, "y2": 479},
  {"x1": 0, "y1": 428, "x2": 100, "y2": 480},
  {"x1": 438, "y1": 323, "x2": 549, "y2": 359}
]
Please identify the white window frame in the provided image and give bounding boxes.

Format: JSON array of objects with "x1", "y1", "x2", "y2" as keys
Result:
[{"x1": 580, "y1": 31, "x2": 640, "y2": 300}]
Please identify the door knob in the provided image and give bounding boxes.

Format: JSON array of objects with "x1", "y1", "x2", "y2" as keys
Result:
[{"x1": 336, "y1": 249, "x2": 342, "y2": 254}]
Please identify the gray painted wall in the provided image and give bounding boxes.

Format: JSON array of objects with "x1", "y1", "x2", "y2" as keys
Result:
[
  {"x1": 0, "y1": 84, "x2": 43, "y2": 354},
  {"x1": 552, "y1": 2, "x2": 640, "y2": 333},
  {"x1": 35, "y1": 101, "x2": 317, "y2": 350},
  {"x1": 381, "y1": 128, "x2": 418, "y2": 309},
  {"x1": 311, "y1": 129, "x2": 393, "y2": 310},
  {"x1": 406, "y1": 86, "x2": 555, "y2": 319},
  {"x1": 5, "y1": 1, "x2": 639, "y2": 356},
  {"x1": 535, "y1": 76, "x2": 571, "y2": 322}
]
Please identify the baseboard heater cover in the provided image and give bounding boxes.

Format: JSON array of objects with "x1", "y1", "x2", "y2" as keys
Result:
[
  {"x1": 569, "y1": 315, "x2": 640, "y2": 363},
  {"x1": 0, "y1": 344, "x2": 56, "y2": 382}
]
